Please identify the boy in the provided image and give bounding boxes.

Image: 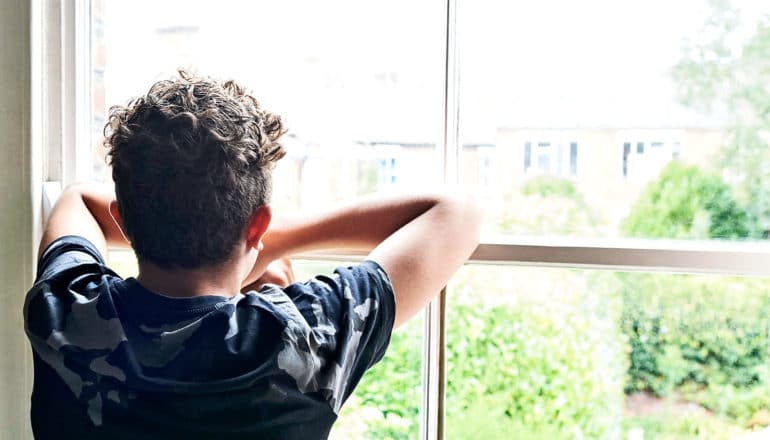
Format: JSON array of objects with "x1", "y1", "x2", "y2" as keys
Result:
[{"x1": 24, "y1": 71, "x2": 482, "y2": 439}]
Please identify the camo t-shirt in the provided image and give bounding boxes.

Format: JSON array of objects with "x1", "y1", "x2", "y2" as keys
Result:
[{"x1": 24, "y1": 235, "x2": 395, "y2": 440}]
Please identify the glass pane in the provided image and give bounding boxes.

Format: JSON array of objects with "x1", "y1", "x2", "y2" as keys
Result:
[
  {"x1": 91, "y1": 0, "x2": 444, "y2": 214},
  {"x1": 459, "y1": 0, "x2": 770, "y2": 242},
  {"x1": 446, "y1": 265, "x2": 770, "y2": 439},
  {"x1": 92, "y1": 3, "x2": 433, "y2": 437}
]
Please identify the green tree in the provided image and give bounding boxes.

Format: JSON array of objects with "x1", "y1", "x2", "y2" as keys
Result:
[
  {"x1": 671, "y1": 0, "x2": 770, "y2": 237},
  {"x1": 623, "y1": 161, "x2": 748, "y2": 239}
]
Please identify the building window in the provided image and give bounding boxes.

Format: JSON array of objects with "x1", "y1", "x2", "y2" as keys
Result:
[
  {"x1": 378, "y1": 156, "x2": 398, "y2": 188},
  {"x1": 524, "y1": 141, "x2": 578, "y2": 177},
  {"x1": 622, "y1": 140, "x2": 679, "y2": 180},
  {"x1": 477, "y1": 145, "x2": 496, "y2": 186},
  {"x1": 535, "y1": 142, "x2": 551, "y2": 173}
]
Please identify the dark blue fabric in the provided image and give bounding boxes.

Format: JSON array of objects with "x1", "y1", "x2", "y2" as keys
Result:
[{"x1": 24, "y1": 235, "x2": 395, "y2": 439}]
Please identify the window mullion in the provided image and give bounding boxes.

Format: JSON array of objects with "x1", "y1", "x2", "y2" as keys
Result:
[
  {"x1": 41, "y1": 0, "x2": 63, "y2": 183},
  {"x1": 60, "y1": 0, "x2": 91, "y2": 186},
  {"x1": 423, "y1": 0, "x2": 459, "y2": 439},
  {"x1": 422, "y1": 288, "x2": 447, "y2": 440}
]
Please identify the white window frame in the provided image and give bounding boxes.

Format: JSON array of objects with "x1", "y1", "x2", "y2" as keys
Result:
[
  {"x1": 38, "y1": 0, "x2": 92, "y2": 221},
  {"x1": 36, "y1": 1, "x2": 770, "y2": 440},
  {"x1": 620, "y1": 129, "x2": 683, "y2": 181}
]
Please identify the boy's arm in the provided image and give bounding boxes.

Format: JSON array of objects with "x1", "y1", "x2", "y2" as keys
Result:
[
  {"x1": 39, "y1": 183, "x2": 129, "y2": 260},
  {"x1": 251, "y1": 193, "x2": 482, "y2": 328}
]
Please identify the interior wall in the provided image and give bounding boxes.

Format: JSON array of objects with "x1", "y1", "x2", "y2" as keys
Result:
[{"x1": 0, "y1": 0, "x2": 34, "y2": 437}]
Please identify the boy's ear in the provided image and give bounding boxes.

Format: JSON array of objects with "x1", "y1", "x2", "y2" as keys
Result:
[{"x1": 246, "y1": 205, "x2": 272, "y2": 250}]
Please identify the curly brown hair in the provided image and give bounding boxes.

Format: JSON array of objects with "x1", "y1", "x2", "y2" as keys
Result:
[{"x1": 104, "y1": 70, "x2": 286, "y2": 268}]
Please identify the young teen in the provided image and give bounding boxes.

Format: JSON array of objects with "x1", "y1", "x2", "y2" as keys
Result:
[{"x1": 24, "y1": 71, "x2": 482, "y2": 439}]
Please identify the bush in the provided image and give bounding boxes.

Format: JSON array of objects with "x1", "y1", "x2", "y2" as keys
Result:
[
  {"x1": 618, "y1": 160, "x2": 769, "y2": 423},
  {"x1": 444, "y1": 269, "x2": 626, "y2": 439},
  {"x1": 623, "y1": 161, "x2": 749, "y2": 240},
  {"x1": 521, "y1": 175, "x2": 581, "y2": 199},
  {"x1": 618, "y1": 272, "x2": 770, "y2": 407},
  {"x1": 498, "y1": 177, "x2": 599, "y2": 236}
]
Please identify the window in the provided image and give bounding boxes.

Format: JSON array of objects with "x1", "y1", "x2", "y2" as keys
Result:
[
  {"x1": 87, "y1": 1, "x2": 441, "y2": 437},
  {"x1": 445, "y1": 265, "x2": 770, "y2": 439},
  {"x1": 378, "y1": 156, "x2": 398, "y2": 188},
  {"x1": 475, "y1": 145, "x2": 496, "y2": 187},
  {"x1": 535, "y1": 142, "x2": 552, "y2": 174},
  {"x1": 47, "y1": 0, "x2": 770, "y2": 438},
  {"x1": 621, "y1": 137, "x2": 681, "y2": 182},
  {"x1": 523, "y1": 140, "x2": 578, "y2": 177}
]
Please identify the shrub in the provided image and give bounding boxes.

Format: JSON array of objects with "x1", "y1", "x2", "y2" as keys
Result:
[
  {"x1": 618, "y1": 160, "x2": 770, "y2": 422},
  {"x1": 622, "y1": 161, "x2": 749, "y2": 240},
  {"x1": 521, "y1": 175, "x2": 581, "y2": 199},
  {"x1": 499, "y1": 177, "x2": 599, "y2": 236},
  {"x1": 618, "y1": 272, "x2": 770, "y2": 403},
  {"x1": 444, "y1": 269, "x2": 626, "y2": 439}
]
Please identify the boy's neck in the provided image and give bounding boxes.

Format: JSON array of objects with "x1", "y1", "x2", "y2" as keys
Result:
[{"x1": 136, "y1": 259, "x2": 243, "y2": 298}]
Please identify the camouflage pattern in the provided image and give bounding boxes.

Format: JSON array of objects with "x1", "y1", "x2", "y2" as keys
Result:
[{"x1": 24, "y1": 236, "x2": 394, "y2": 439}]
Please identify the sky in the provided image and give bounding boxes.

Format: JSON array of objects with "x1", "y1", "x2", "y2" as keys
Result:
[{"x1": 100, "y1": 0, "x2": 770, "y2": 143}]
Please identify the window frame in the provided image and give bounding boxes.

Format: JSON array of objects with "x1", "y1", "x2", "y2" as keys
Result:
[{"x1": 44, "y1": 1, "x2": 770, "y2": 439}]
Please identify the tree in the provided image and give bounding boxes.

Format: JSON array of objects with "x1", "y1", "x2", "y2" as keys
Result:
[
  {"x1": 623, "y1": 161, "x2": 748, "y2": 239},
  {"x1": 671, "y1": 0, "x2": 770, "y2": 237}
]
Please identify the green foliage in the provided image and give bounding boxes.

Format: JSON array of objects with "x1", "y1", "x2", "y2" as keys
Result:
[
  {"x1": 498, "y1": 177, "x2": 599, "y2": 236},
  {"x1": 448, "y1": 395, "x2": 568, "y2": 440},
  {"x1": 618, "y1": 272, "x2": 770, "y2": 407},
  {"x1": 619, "y1": 155, "x2": 770, "y2": 424},
  {"x1": 622, "y1": 161, "x2": 749, "y2": 240},
  {"x1": 444, "y1": 273, "x2": 626, "y2": 439},
  {"x1": 521, "y1": 175, "x2": 580, "y2": 199},
  {"x1": 671, "y1": 0, "x2": 770, "y2": 236}
]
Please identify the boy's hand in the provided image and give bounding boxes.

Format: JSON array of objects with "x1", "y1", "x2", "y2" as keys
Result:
[{"x1": 241, "y1": 258, "x2": 295, "y2": 292}]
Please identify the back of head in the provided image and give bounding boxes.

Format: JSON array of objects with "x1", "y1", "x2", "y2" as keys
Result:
[{"x1": 104, "y1": 70, "x2": 286, "y2": 268}]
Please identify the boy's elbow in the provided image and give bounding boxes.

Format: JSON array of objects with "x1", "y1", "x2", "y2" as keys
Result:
[
  {"x1": 438, "y1": 193, "x2": 484, "y2": 245},
  {"x1": 465, "y1": 196, "x2": 484, "y2": 246}
]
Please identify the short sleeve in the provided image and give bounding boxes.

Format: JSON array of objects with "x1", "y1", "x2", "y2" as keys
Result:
[
  {"x1": 280, "y1": 260, "x2": 396, "y2": 412},
  {"x1": 26, "y1": 235, "x2": 116, "y2": 339},
  {"x1": 35, "y1": 235, "x2": 108, "y2": 283}
]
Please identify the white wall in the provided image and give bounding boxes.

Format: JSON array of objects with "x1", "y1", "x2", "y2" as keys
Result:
[{"x1": 0, "y1": 0, "x2": 34, "y2": 437}]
